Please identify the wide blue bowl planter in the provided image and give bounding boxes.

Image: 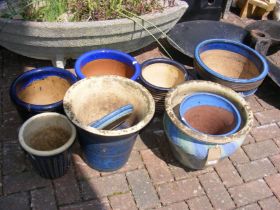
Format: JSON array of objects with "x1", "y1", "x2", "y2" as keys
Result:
[
  {"x1": 179, "y1": 92, "x2": 241, "y2": 136},
  {"x1": 164, "y1": 81, "x2": 253, "y2": 169},
  {"x1": 10, "y1": 67, "x2": 77, "y2": 121},
  {"x1": 75, "y1": 49, "x2": 141, "y2": 80},
  {"x1": 194, "y1": 39, "x2": 269, "y2": 94},
  {"x1": 63, "y1": 76, "x2": 155, "y2": 171}
]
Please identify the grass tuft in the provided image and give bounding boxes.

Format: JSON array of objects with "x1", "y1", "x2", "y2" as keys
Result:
[{"x1": 2, "y1": 0, "x2": 165, "y2": 22}]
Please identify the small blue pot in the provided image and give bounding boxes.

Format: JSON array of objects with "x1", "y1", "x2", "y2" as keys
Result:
[
  {"x1": 10, "y1": 67, "x2": 77, "y2": 121},
  {"x1": 194, "y1": 39, "x2": 269, "y2": 93},
  {"x1": 140, "y1": 58, "x2": 188, "y2": 113},
  {"x1": 75, "y1": 49, "x2": 141, "y2": 80},
  {"x1": 179, "y1": 92, "x2": 241, "y2": 136}
]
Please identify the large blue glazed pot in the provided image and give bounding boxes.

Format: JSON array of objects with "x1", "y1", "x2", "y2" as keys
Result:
[
  {"x1": 164, "y1": 80, "x2": 253, "y2": 169},
  {"x1": 10, "y1": 67, "x2": 78, "y2": 121},
  {"x1": 75, "y1": 49, "x2": 141, "y2": 80},
  {"x1": 194, "y1": 39, "x2": 269, "y2": 95},
  {"x1": 63, "y1": 76, "x2": 155, "y2": 171}
]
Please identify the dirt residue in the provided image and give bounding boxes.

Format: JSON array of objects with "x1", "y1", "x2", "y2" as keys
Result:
[
  {"x1": 28, "y1": 126, "x2": 70, "y2": 151},
  {"x1": 81, "y1": 59, "x2": 134, "y2": 78},
  {"x1": 200, "y1": 50, "x2": 260, "y2": 79},
  {"x1": 18, "y1": 76, "x2": 71, "y2": 105},
  {"x1": 142, "y1": 63, "x2": 185, "y2": 88},
  {"x1": 183, "y1": 105, "x2": 236, "y2": 135}
]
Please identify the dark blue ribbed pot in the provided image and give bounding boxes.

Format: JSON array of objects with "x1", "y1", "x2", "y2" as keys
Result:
[
  {"x1": 28, "y1": 150, "x2": 72, "y2": 179},
  {"x1": 19, "y1": 113, "x2": 76, "y2": 179},
  {"x1": 75, "y1": 49, "x2": 141, "y2": 80},
  {"x1": 10, "y1": 67, "x2": 78, "y2": 121},
  {"x1": 194, "y1": 39, "x2": 269, "y2": 94}
]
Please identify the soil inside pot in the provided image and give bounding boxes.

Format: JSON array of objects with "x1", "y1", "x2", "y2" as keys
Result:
[
  {"x1": 18, "y1": 76, "x2": 71, "y2": 105},
  {"x1": 200, "y1": 49, "x2": 260, "y2": 79},
  {"x1": 81, "y1": 59, "x2": 134, "y2": 78},
  {"x1": 28, "y1": 126, "x2": 70, "y2": 151},
  {"x1": 142, "y1": 63, "x2": 185, "y2": 88},
  {"x1": 183, "y1": 105, "x2": 236, "y2": 135}
]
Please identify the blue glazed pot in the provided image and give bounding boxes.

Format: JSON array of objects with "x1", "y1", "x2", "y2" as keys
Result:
[
  {"x1": 140, "y1": 58, "x2": 188, "y2": 113},
  {"x1": 179, "y1": 92, "x2": 241, "y2": 136},
  {"x1": 10, "y1": 67, "x2": 77, "y2": 121},
  {"x1": 63, "y1": 76, "x2": 155, "y2": 172},
  {"x1": 164, "y1": 81, "x2": 253, "y2": 169},
  {"x1": 194, "y1": 39, "x2": 269, "y2": 93},
  {"x1": 19, "y1": 113, "x2": 76, "y2": 179},
  {"x1": 75, "y1": 49, "x2": 141, "y2": 80}
]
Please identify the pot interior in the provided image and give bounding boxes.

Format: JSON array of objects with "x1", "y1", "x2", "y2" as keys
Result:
[
  {"x1": 17, "y1": 76, "x2": 71, "y2": 105},
  {"x1": 198, "y1": 42, "x2": 263, "y2": 79},
  {"x1": 81, "y1": 59, "x2": 134, "y2": 78},
  {"x1": 64, "y1": 77, "x2": 154, "y2": 132},
  {"x1": 22, "y1": 114, "x2": 73, "y2": 152},
  {"x1": 142, "y1": 63, "x2": 186, "y2": 88},
  {"x1": 179, "y1": 93, "x2": 241, "y2": 136}
]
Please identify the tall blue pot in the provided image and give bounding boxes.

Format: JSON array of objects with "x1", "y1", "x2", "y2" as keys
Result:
[{"x1": 63, "y1": 76, "x2": 155, "y2": 172}]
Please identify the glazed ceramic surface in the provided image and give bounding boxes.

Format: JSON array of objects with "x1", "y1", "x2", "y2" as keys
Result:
[
  {"x1": 18, "y1": 112, "x2": 76, "y2": 179},
  {"x1": 194, "y1": 39, "x2": 269, "y2": 93},
  {"x1": 10, "y1": 67, "x2": 77, "y2": 121},
  {"x1": 75, "y1": 49, "x2": 140, "y2": 80},
  {"x1": 140, "y1": 58, "x2": 188, "y2": 113},
  {"x1": 89, "y1": 104, "x2": 133, "y2": 130},
  {"x1": 63, "y1": 76, "x2": 155, "y2": 171},
  {"x1": 179, "y1": 92, "x2": 241, "y2": 136},
  {"x1": 164, "y1": 80, "x2": 253, "y2": 169}
]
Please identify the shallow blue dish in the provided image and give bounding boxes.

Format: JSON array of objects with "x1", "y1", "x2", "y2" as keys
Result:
[
  {"x1": 89, "y1": 104, "x2": 134, "y2": 130},
  {"x1": 179, "y1": 92, "x2": 241, "y2": 136}
]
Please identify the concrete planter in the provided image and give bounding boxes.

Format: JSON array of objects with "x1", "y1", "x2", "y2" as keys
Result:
[{"x1": 0, "y1": 1, "x2": 188, "y2": 67}]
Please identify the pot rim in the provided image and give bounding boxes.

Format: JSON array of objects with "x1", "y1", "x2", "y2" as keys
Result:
[
  {"x1": 63, "y1": 76, "x2": 155, "y2": 137},
  {"x1": 74, "y1": 49, "x2": 141, "y2": 80},
  {"x1": 10, "y1": 67, "x2": 77, "y2": 112},
  {"x1": 18, "y1": 112, "x2": 76, "y2": 156},
  {"x1": 194, "y1": 39, "x2": 269, "y2": 84},
  {"x1": 140, "y1": 57, "x2": 189, "y2": 91},
  {"x1": 179, "y1": 92, "x2": 242, "y2": 136},
  {"x1": 165, "y1": 80, "x2": 254, "y2": 144}
]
